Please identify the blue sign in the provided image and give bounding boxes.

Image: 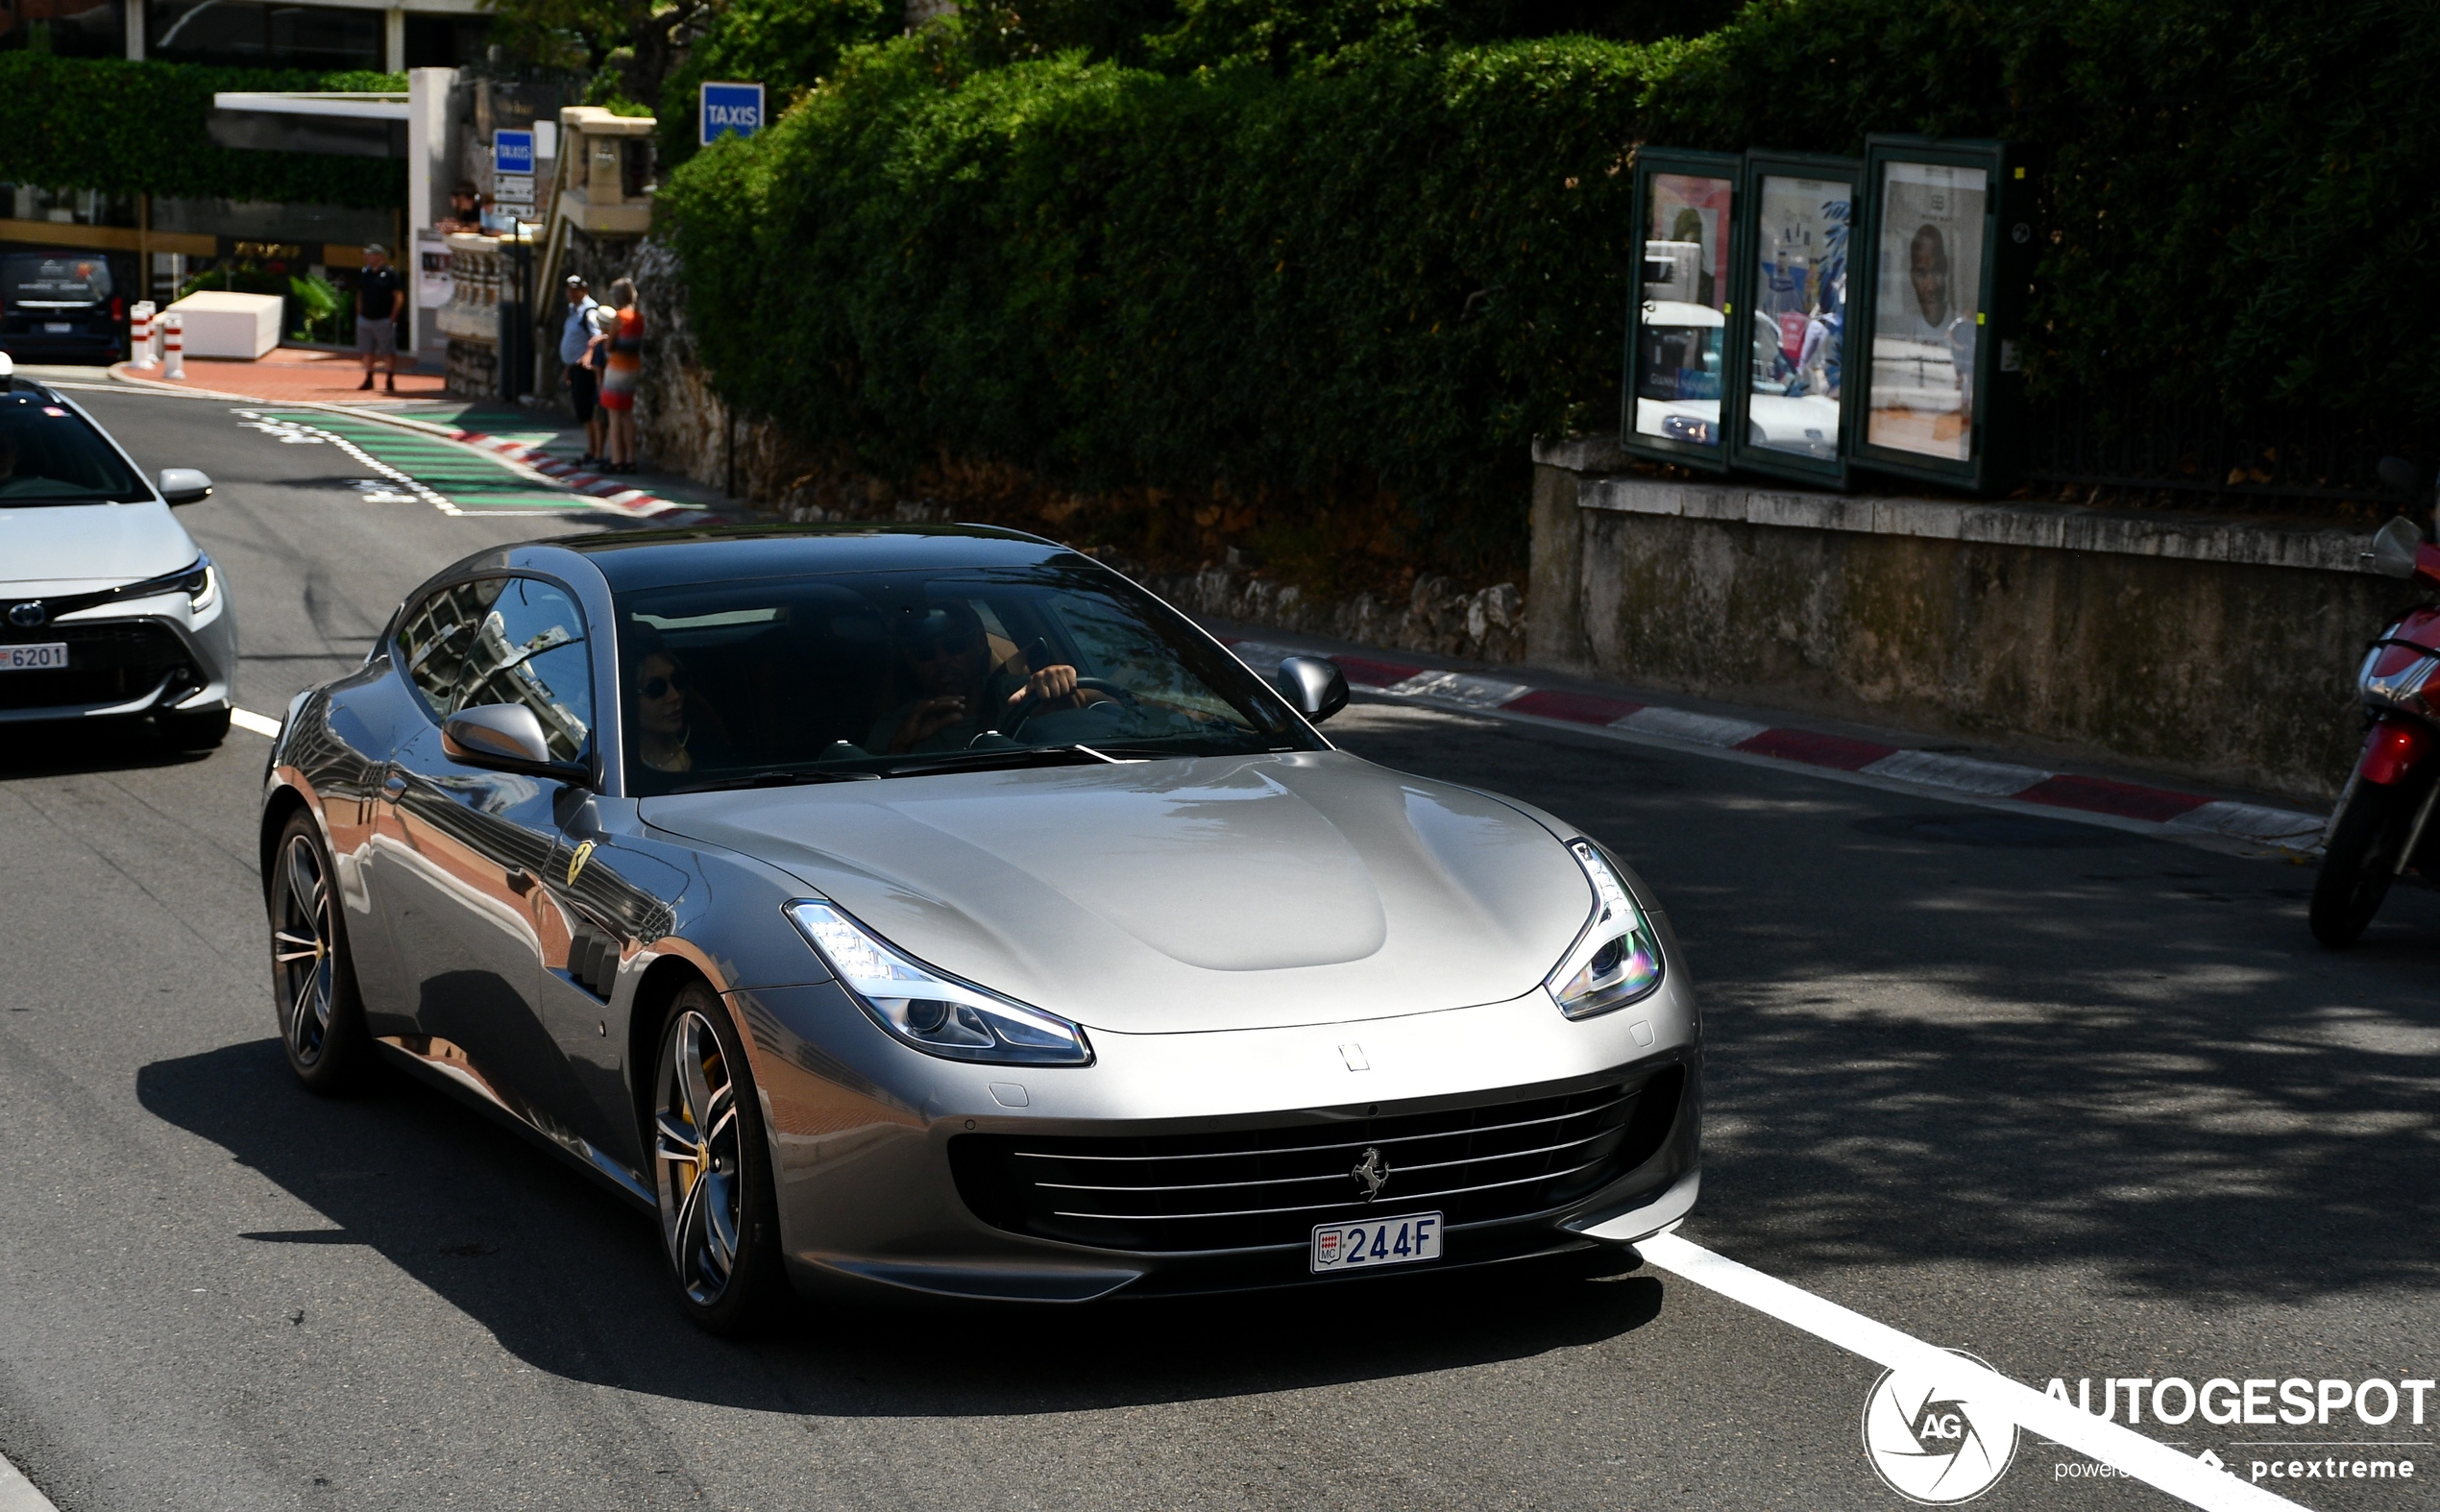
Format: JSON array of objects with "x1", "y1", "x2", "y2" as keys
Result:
[
  {"x1": 699, "y1": 82, "x2": 765, "y2": 147},
  {"x1": 493, "y1": 130, "x2": 535, "y2": 176}
]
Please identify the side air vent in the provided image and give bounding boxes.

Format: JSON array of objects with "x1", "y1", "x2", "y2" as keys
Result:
[{"x1": 566, "y1": 925, "x2": 622, "y2": 999}]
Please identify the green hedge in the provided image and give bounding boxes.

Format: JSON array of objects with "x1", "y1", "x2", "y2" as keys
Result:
[
  {"x1": 663, "y1": 0, "x2": 2440, "y2": 578},
  {"x1": 0, "y1": 56, "x2": 407, "y2": 209}
]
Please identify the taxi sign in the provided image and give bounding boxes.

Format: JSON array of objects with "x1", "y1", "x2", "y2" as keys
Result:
[
  {"x1": 493, "y1": 130, "x2": 535, "y2": 176},
  {"x1": 699, "y1": 82, "x2": 765, "y2": 146}
]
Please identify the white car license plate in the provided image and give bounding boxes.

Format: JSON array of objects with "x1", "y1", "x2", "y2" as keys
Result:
[
  {"x1": 42, "y1": 322, "x2": 72, "y2": 333},
  {"x1": 2, "y1": 643, "x2": 69, "y2": 671},
  {"x1": 1311, "y1": 1211, "x2": 1442, "y2": 1274}
]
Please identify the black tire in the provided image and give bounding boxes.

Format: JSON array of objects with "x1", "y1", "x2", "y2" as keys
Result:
[
  {"x1": 2308, "y1": 779, "x2": 2417, "y2": 948},
  {"x1": 267, "y1": 812, "x2": 375, "y2": 1089},
  {"x1": 159, "y1": 708, "x2": 232, "y2": 751},
  {"x1": 650, "y1": 982, "x2": 789, "y2": 1334}
]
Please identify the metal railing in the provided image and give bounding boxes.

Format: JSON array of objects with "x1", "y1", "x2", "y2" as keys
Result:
[{"x1": 2022, "y1": 382, "x2": 2426, "y2": 515}]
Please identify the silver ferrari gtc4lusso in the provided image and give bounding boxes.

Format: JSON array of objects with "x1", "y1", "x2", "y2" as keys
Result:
[{"x1": 259, "y1": 524, "x2": 1699, "y2": 1330}]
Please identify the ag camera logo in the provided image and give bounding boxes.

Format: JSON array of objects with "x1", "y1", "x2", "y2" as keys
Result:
[{"x1": 1862, "y1": 1350, "x2": 2020, "y2": 1503}]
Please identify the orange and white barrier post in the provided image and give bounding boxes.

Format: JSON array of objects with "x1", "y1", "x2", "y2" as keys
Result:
[
  {"x1": 161, "y1": 314, "x2": 184, "y2": 380},
  {"x1": 129, "y1": 301, "x2": 158, "y2": 369}
]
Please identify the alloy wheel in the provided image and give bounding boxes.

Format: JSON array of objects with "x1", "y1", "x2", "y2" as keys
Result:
[
  {"x1": 654, "y1": 1010, "x2": 744, "y2": 1305},
  {"x1": 273, "y1": 833, "x2": 337, "y2": 1065}
]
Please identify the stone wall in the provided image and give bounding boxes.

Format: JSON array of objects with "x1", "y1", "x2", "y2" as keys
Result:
[
  {"x1": 1134, "y1": 565, "x2": 1525, "y2": 664},
  {"x1": 1529, "y1": 438, "x2": 2404, "y2": 800}
]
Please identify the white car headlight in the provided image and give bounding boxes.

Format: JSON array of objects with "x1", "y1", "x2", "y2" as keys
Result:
[
  {"x1": 1546, "y1": 840, "x2": 1664, "y2": 1019},
  {"x1": 784, "y1": 899, "x2": 1092, "y2": 1066}
]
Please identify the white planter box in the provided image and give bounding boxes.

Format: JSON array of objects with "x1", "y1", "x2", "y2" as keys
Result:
[{"x1": 164, "y1": 291, "x2": 283, "y2": 360}]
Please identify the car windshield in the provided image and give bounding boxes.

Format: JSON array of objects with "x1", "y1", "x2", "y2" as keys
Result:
[
  {"x1": 0, "y1": 392, "x2": 146, "y2": 505},
  {"x1": 615, "y1": 559, "x2": 1323, "y2": 792},
  {"x1": 2, "y1": 255, "x2": 111, "y2": 304}
]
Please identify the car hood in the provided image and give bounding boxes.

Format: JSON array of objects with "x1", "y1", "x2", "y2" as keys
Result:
[
  {"x1": 0, "y1": 500, "x2": 189, "y2": 594},
  {"x1": 641, "y1": 750, "x2": 1595, "y2": 1034}
]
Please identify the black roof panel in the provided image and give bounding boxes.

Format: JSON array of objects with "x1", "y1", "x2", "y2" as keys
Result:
[{"x1": 548, "y1": 522, "x2": 1080, "y2": 593}]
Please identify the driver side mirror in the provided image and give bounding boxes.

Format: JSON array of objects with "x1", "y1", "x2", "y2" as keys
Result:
[
  {"x1": 442, "y1": 702, "x2": 592, "y2": 785},
  {"x1": 1275, "y1": 655, "x2": 1350, "y2": 724},
  {"x1": 158, "y1": 468, "x2": 212, "y2": 506}
]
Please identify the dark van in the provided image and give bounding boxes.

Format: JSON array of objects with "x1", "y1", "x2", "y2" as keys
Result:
[{"x1": 0, "y1": 250, "x2": 129, "y2": 365}]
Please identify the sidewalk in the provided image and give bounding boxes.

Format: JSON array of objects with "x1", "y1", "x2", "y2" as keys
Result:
[{"x1": 120, "y1": 346, "x2": 449, "y2": 403}]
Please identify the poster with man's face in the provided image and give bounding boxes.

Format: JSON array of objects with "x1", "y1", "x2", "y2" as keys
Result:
[
  {"x1": 1633, "y1": 172, "x2": 1734, "y2": 447},
  {"x1": 1866, "y1": 161, "x2": 1987, "y2": 461}
]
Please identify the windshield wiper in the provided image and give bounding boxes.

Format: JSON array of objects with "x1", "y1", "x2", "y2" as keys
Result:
[
  {"x1": 665, "y1": 768, "x2": 882, "y2": 793},
  {"x1": 877, "y1": 744, "x2": 1133, "y2": 779}
]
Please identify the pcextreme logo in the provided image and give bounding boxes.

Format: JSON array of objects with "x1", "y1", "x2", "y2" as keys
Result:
[{"x1": 1862, "y1": 1350, "x2": 2020, "y2": 1504}]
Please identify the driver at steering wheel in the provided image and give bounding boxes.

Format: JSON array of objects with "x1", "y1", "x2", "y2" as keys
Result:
[{"x1": 866, "y1": 602, "x2": 1092, "y2": 755}]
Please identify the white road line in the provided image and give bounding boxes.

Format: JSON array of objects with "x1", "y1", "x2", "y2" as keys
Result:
[
  {"x1": 1636, "y1": 1232, "x2": 2306, "y2": 1511},
  {"x1": 0, "y1": 1449, "x2": 62, "y2": 1512},
  {"x1": 232, "y1": 412, "x2": 463, "y2": 516},
  {"x1": 230, "y1": 708, "x2": 282, "y2": 739}
]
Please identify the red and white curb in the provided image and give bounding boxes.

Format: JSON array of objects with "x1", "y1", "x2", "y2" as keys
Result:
[
  {"x1": 1226, "y1": 640, "x2": 2329, "y2": 854},
  {"x1": 445, "y1": 430, "x2": 716, "y2": 525}
]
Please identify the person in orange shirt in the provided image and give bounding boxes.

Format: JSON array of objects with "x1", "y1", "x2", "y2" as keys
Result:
[{"x1": 594, "y1": 276, "x2": 642, "y2": 470}]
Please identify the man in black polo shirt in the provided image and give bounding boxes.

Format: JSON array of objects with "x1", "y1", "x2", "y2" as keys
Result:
[{"x1": 355, "y1": 244, "x2": 403, "y2": 393}]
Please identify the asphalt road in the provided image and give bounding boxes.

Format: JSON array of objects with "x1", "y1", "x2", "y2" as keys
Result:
[{"x1": 2, "y1": 385, "x2": 2437, "y2": 1512}]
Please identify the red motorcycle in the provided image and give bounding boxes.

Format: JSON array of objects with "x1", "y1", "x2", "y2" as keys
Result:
[{"x1": 2311, "y1": 510, "x2": 2440, "y2": 946}]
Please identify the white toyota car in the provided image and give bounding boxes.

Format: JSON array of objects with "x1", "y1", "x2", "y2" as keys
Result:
[{"x1": 0, "y1": 355, "x2": 233, "y2": 749}]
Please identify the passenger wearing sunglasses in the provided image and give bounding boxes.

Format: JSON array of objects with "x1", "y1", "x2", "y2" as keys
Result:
[{"x1": 866, "y1": 602, "x2": 1089, "y2": 755}]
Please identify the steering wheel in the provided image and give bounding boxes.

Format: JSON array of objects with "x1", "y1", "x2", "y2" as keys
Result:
[{"x1": 1001, "y1": 676, "x2": 1135, "y2": 735}]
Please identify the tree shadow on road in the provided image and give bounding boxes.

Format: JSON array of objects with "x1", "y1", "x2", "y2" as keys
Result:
[
  {"x1": 1338, "y1": 711, "x2": 2440, "y2": 1308},
  {"x1": 135, "y1": 1037, "x2": 1666, "y2": 1415}
]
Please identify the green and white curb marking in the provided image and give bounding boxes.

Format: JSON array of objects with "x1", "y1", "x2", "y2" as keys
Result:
[{"x1": 235, "y1": 409, "x2": 603, "y2": 516}]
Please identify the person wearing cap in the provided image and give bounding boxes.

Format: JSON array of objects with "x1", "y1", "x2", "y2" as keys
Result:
[
  {"x1": 354, "y1": 244, "x2": 403, "y2": 393},
  {"x1": 560, "y1": 275, "x2": 604, "y2": 463}
]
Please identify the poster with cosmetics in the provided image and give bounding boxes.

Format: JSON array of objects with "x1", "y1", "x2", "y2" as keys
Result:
[{"x1": 1631, "y1": 172, "x2": 1736, "y2": 450}]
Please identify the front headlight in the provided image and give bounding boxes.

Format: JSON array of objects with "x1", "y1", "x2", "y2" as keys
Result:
[
  {"x1": 110, "y1": 555, "x2": 214, "y2": 613},
  {"x1": 1545, "y1": 840, "x2": 1664, "y2": 1019},
  {"x1": 784, "y1": 899, "x2": 1093, "y2": 1066}
]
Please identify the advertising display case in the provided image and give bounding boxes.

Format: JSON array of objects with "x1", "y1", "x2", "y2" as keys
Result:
[
  {"x1": 1621, "y1": 149, "x2": 1742, "y2": 471},
  {"x1": 1846, "y1": 136, "x2": 2035, "y2": 492},
  {"x1": 1727, "y1": 153, "x2": 1859, "y2": 487}
]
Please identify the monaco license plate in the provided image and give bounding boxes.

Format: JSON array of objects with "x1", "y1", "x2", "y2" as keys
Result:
[
  {"x1": 2, "y1": 643, "x2": 68, "y2": 671},
  {"x1": 1311, "y1": 1211, "x2": 1442, "y2": 1274}
]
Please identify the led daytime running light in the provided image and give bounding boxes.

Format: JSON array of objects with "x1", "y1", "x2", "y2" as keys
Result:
[
  {"x1": 1546, "y1": 840, "x2": 1663, "y2": 1019},
  {"x1": 783, "y1": 899, "x2": 1092, "y2": 1066}
]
